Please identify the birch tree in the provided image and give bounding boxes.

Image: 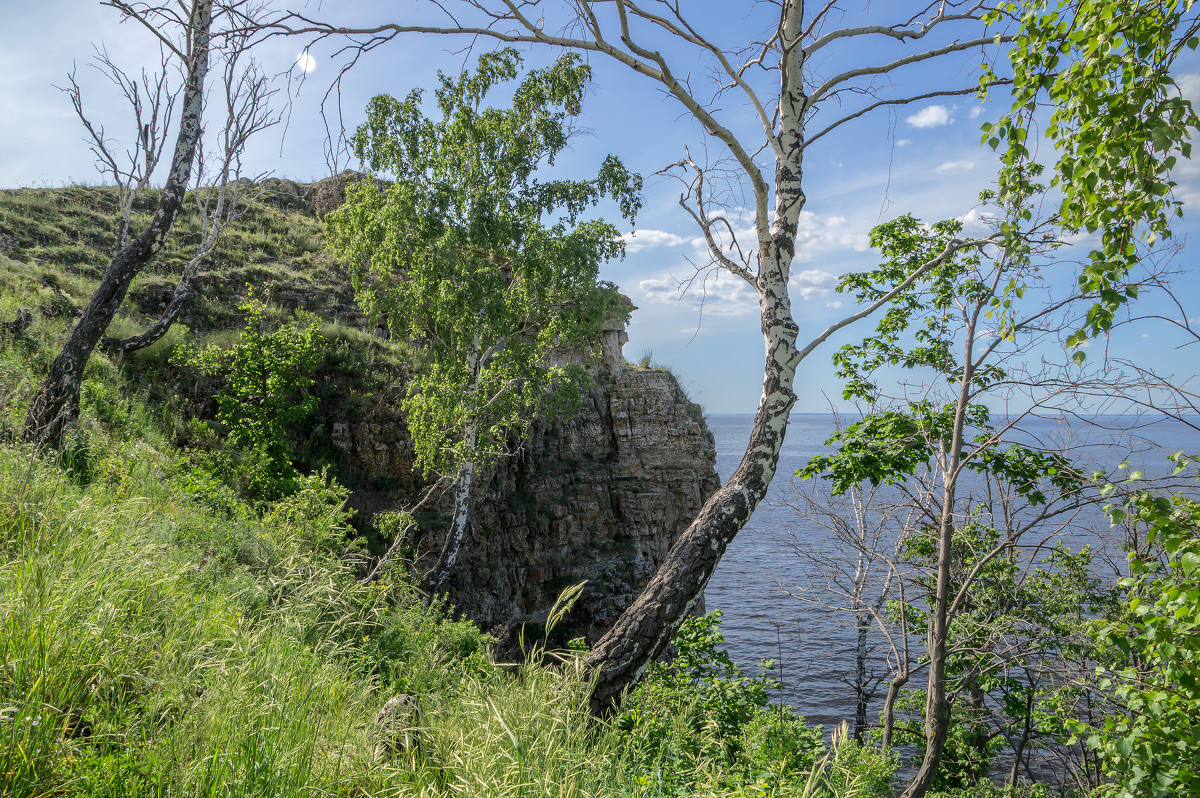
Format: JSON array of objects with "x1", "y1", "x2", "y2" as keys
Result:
[
  {"x1": 24, "y1": 0, "x2": 273, "y2": 446},
  {"x1": 265, "y1": 0, "x2": 1198, "y2": 730},
  {"x1": 266, "y1": 1, "x2": 1005, "y2": 716},
  {"x1": 25, "y1": 0, "x2": 213, "y2": 447},
  {"x1": 325, "y1": 49, "x2": 641, "y2": 597},
  {"x1": 779, "y1": 477, "x2": 916, "y2": 745},
  {"x1": 102, "y1": 23, "x2": 281, "y2": 355}
]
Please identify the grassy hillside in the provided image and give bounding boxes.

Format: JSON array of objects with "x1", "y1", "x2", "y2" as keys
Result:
[
  {"x1": 0, "y1": 186, "x2": 895, "y2": 798},
  {"x1": 0, "y1": 185, "x2": 415, "y2": 520}
]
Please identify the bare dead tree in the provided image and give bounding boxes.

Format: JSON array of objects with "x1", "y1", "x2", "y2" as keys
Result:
[
  {"x1": 23, "y1": 0, "x2": 274, "y2": 447},
  {"x1": 258, "y1": 0, "x2": 1010, "y2": 722},
  {"x1": 102, "y1": 24, "x2": 281, "y2": 354},
  {"x1": 24, "y1": 0, "x2": 215, "y2": 448},
  {"x1": 59, "y1": 45, "x2": 179, "y2": 252},
  {"x1": 778, "y1": 451, "x2": 919, "y2": 744}
]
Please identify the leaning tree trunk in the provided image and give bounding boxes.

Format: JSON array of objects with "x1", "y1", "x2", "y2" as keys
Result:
[
  {"x1": 419, "y1": 452, "x2": 475, "y2": 598},
  {"x1": 420, "y1": 346, "x2": 482, "y2": 598},
  {"x1": 585, "y1": 270, "x2": 800, "y2": 713},
  {"x1": 101, "y1": 245, "x2": 208, "y2": 354},
  {"x1": 23, "y1": 0, "x2": 212, "y2": 447},
  {"x1": 585, "y1": 8, "x2": 809, "y2": 713},
  {"x1": 881, "y1": 669, "x2": 911, "y2": 750}
]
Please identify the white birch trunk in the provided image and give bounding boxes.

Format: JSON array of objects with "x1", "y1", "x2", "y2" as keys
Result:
[
  {"x1": 24, "y1": 0, "x2": 213, "y2": 447},
  {"x1": 420, "y1": 342, "x2": 481, "y2": 597},
  {"x1": 585, "y1": 0, "x2": 809, "y2": 714}
]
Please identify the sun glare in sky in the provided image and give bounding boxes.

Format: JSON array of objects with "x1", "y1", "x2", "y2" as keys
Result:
[{"x1": 296, "y1": 51, "x2": 317, "y2": 74}]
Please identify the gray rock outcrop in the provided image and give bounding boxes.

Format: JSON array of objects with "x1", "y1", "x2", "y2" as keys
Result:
[{"x1": 330, "y1": 307, "x2": 720, "y2": 649}]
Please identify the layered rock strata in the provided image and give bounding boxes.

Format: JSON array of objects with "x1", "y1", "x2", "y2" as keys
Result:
[{"x1": 330, "y1": 309, "x2": 720, "y2": 647}]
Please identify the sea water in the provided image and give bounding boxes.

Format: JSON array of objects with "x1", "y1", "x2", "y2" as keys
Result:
[{"x1": 703, "y1": 412, "x2": 1200, "y2": 729}]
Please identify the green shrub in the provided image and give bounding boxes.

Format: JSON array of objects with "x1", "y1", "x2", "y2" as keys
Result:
[
  {"x1": 365, "y1": 576, "x2": 494, "y2": 698},
  {"x1": 169, "y1": 453, "x2": 248, "y2": 519},
  {"x1": 740, "y1": 711, "x2": 826, "y2": 777},
  {"x1": 173, "y1": 297, "x2": 324, "y2": 500},
  {"x1": 619, "y1": 612, "x2": 774, "y2": 759},
  {"x1": 260, "y1": 467, "x2": 354, "y2": 554},
  {"x1": 611, "y1": 612, "x2": 897, "y2": 797}
]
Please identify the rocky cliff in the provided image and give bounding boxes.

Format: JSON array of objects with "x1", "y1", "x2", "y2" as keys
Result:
[
  {"x1": 330, "y1": 307, "x2": 720, "y2": 648},
  {"x1": 0, "y1": 179, "x2": 719, "y2": 650}
]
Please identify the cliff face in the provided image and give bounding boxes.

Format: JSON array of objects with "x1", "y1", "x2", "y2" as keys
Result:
[
  {"x1": 455, "y1": 365, "x2": 719, "y2": 645},
  {"x1": 330, "y1": 311, "x2": 720, "y2": 647}
]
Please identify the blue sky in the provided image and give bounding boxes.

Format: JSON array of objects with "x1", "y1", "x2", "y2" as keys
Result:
[{"x1": 2, "y1": 1, "x2": 1198, "y2": 413}]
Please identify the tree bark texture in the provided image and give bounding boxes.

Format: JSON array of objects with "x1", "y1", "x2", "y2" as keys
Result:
[
  {"x1": 23, "y1": 0, "x2": 212, "y2": 447},
  {"x1": 101, "y1": 245, "x2": 207, "y2": 354},
  {"x1": 881, "y1": 670, "x2": 910, "y2": 751},
  {"x1": 585, "y1": 1, "x2": 809, "y2": 714},
  {"x1": 901, "y1": 305, "x2": 978, "y2": 798},
  {"x1": 853, "y1": 606, "x2": 871, "y2": 744},
  {"x1": 420, "y1": 452, "x2": 475, "y2": 598}
]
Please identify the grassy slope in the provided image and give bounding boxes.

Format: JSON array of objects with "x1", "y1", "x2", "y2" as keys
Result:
[
  {"x1": 0, "y1": 187, "x2": 893, "y2": 798},
  {"x1": 0, "y1": 186, "x2": 414, "y2": 523}
]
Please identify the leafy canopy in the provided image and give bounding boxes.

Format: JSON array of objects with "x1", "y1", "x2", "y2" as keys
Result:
[
  {"x1": 799, "y1": 215, "x2": 1081, "y2": 505},
  {"x1": 1084, "y1": 460, "x2": 1200, "y2": 798},
  {"x1": 327, "y1": 49, "x2": 642, "y2": 476},
  {"x1": 983, "y1": 0, "x2": 1200, "y2": 347}
]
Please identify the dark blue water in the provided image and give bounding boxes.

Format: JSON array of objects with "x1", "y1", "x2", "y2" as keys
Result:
[{"x1": 703, "y1": 413, "x2": 1200, "y2": 728}]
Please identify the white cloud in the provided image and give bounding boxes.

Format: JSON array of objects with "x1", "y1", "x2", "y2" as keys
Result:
[
  {"x1": 621, "y1": 229, "x2": 687, "y2": 253},
  {"x1": 826, "y1": 299, "x2": 844, "y2": 310},
  {"x1": 791, "y1": 268, "x2": 839, "y2": 300},
  {"x1": 935, "y1": 160, "x2": 975, "y2": 174},
  {"x1": 969, "y1": 106, "x2": 984, "y2": 119},
  {"x1": 678, "y1": 209, "x2": 868, "y2": 265},
  {"x1": 896, "y1": 138, "x2": 912, "y2": 147},
  {"x1": 638, "y1": 269, "x2": 759, "y2": 317},
  {"x1": 1177, "y1": 72, "x2": 1200, "y2": 102},
  {"x1": 959, "y1": 207, "x2": 992, "y2": 237},
  {"x1": 906, "y1": 105, "x2": 951, "y2": 128},
  {"x1": 792, "y1": 211, "x2": 870, "y2": 261},
  {"x1": 635, "y1": 211, "x2": 869, "y2": 317},
  {"x1": 1166, "y1": 74, "x2": 1200, "y2": 207},
  {"x1": 639, "y1": 265, "x2": 843, "y2": 318}
]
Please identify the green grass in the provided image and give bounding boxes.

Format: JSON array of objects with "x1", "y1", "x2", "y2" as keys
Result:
[
  {"x1": 0, "y1": 184, "x2": 897, "y2": 798},
  {"x1": 0, "y1": 441, "x2": 896, "y2": 797},
  {"x1": 0, "y1": 448, "x2": 375, "y2": 796},
  {"x1": 0, "y1": 186, "x2": 404, "y2": 504},
  {"x1": 0, "y1": 185, "x2": 355, "y2": 335}
]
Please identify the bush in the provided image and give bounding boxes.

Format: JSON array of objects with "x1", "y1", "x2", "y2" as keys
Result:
[
  {"x1": 365, "y1": 576, "x2": 494, "y2": 698},
  {"x1": 172, "y1": 297, "x2": 325, "y2": 500},
  {"x1": 1081, "y1": 468, "x2": 1200, "y2": 798},
  {"x1": 261, "y1": 467, "x2": 354, "y2": 554},
  {"x1": 612, "y1": 612, "x2": 899, "y2": 797},
  {"x1": 618, "y1": 612, "x2": 775, "y2": 763}
]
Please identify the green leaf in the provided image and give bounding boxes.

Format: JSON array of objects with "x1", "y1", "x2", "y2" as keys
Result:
[{"x1": 328, "y1": 50, "x2": 642, "y2": 478}]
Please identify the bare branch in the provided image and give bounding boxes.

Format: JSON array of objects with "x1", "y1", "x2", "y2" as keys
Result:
[
  {"x1": 809, "y1": 35, "x2": 1008, "y2": 107},
  {"x1": 806, "y1": 83, "x2": 1008, "y2": 148},
  {"x1": 101, "y1": 3, "x2": 281, "y2": 354},
  {"x1": 806, "y1": 0, "x2": 991, "y2": 55}
]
